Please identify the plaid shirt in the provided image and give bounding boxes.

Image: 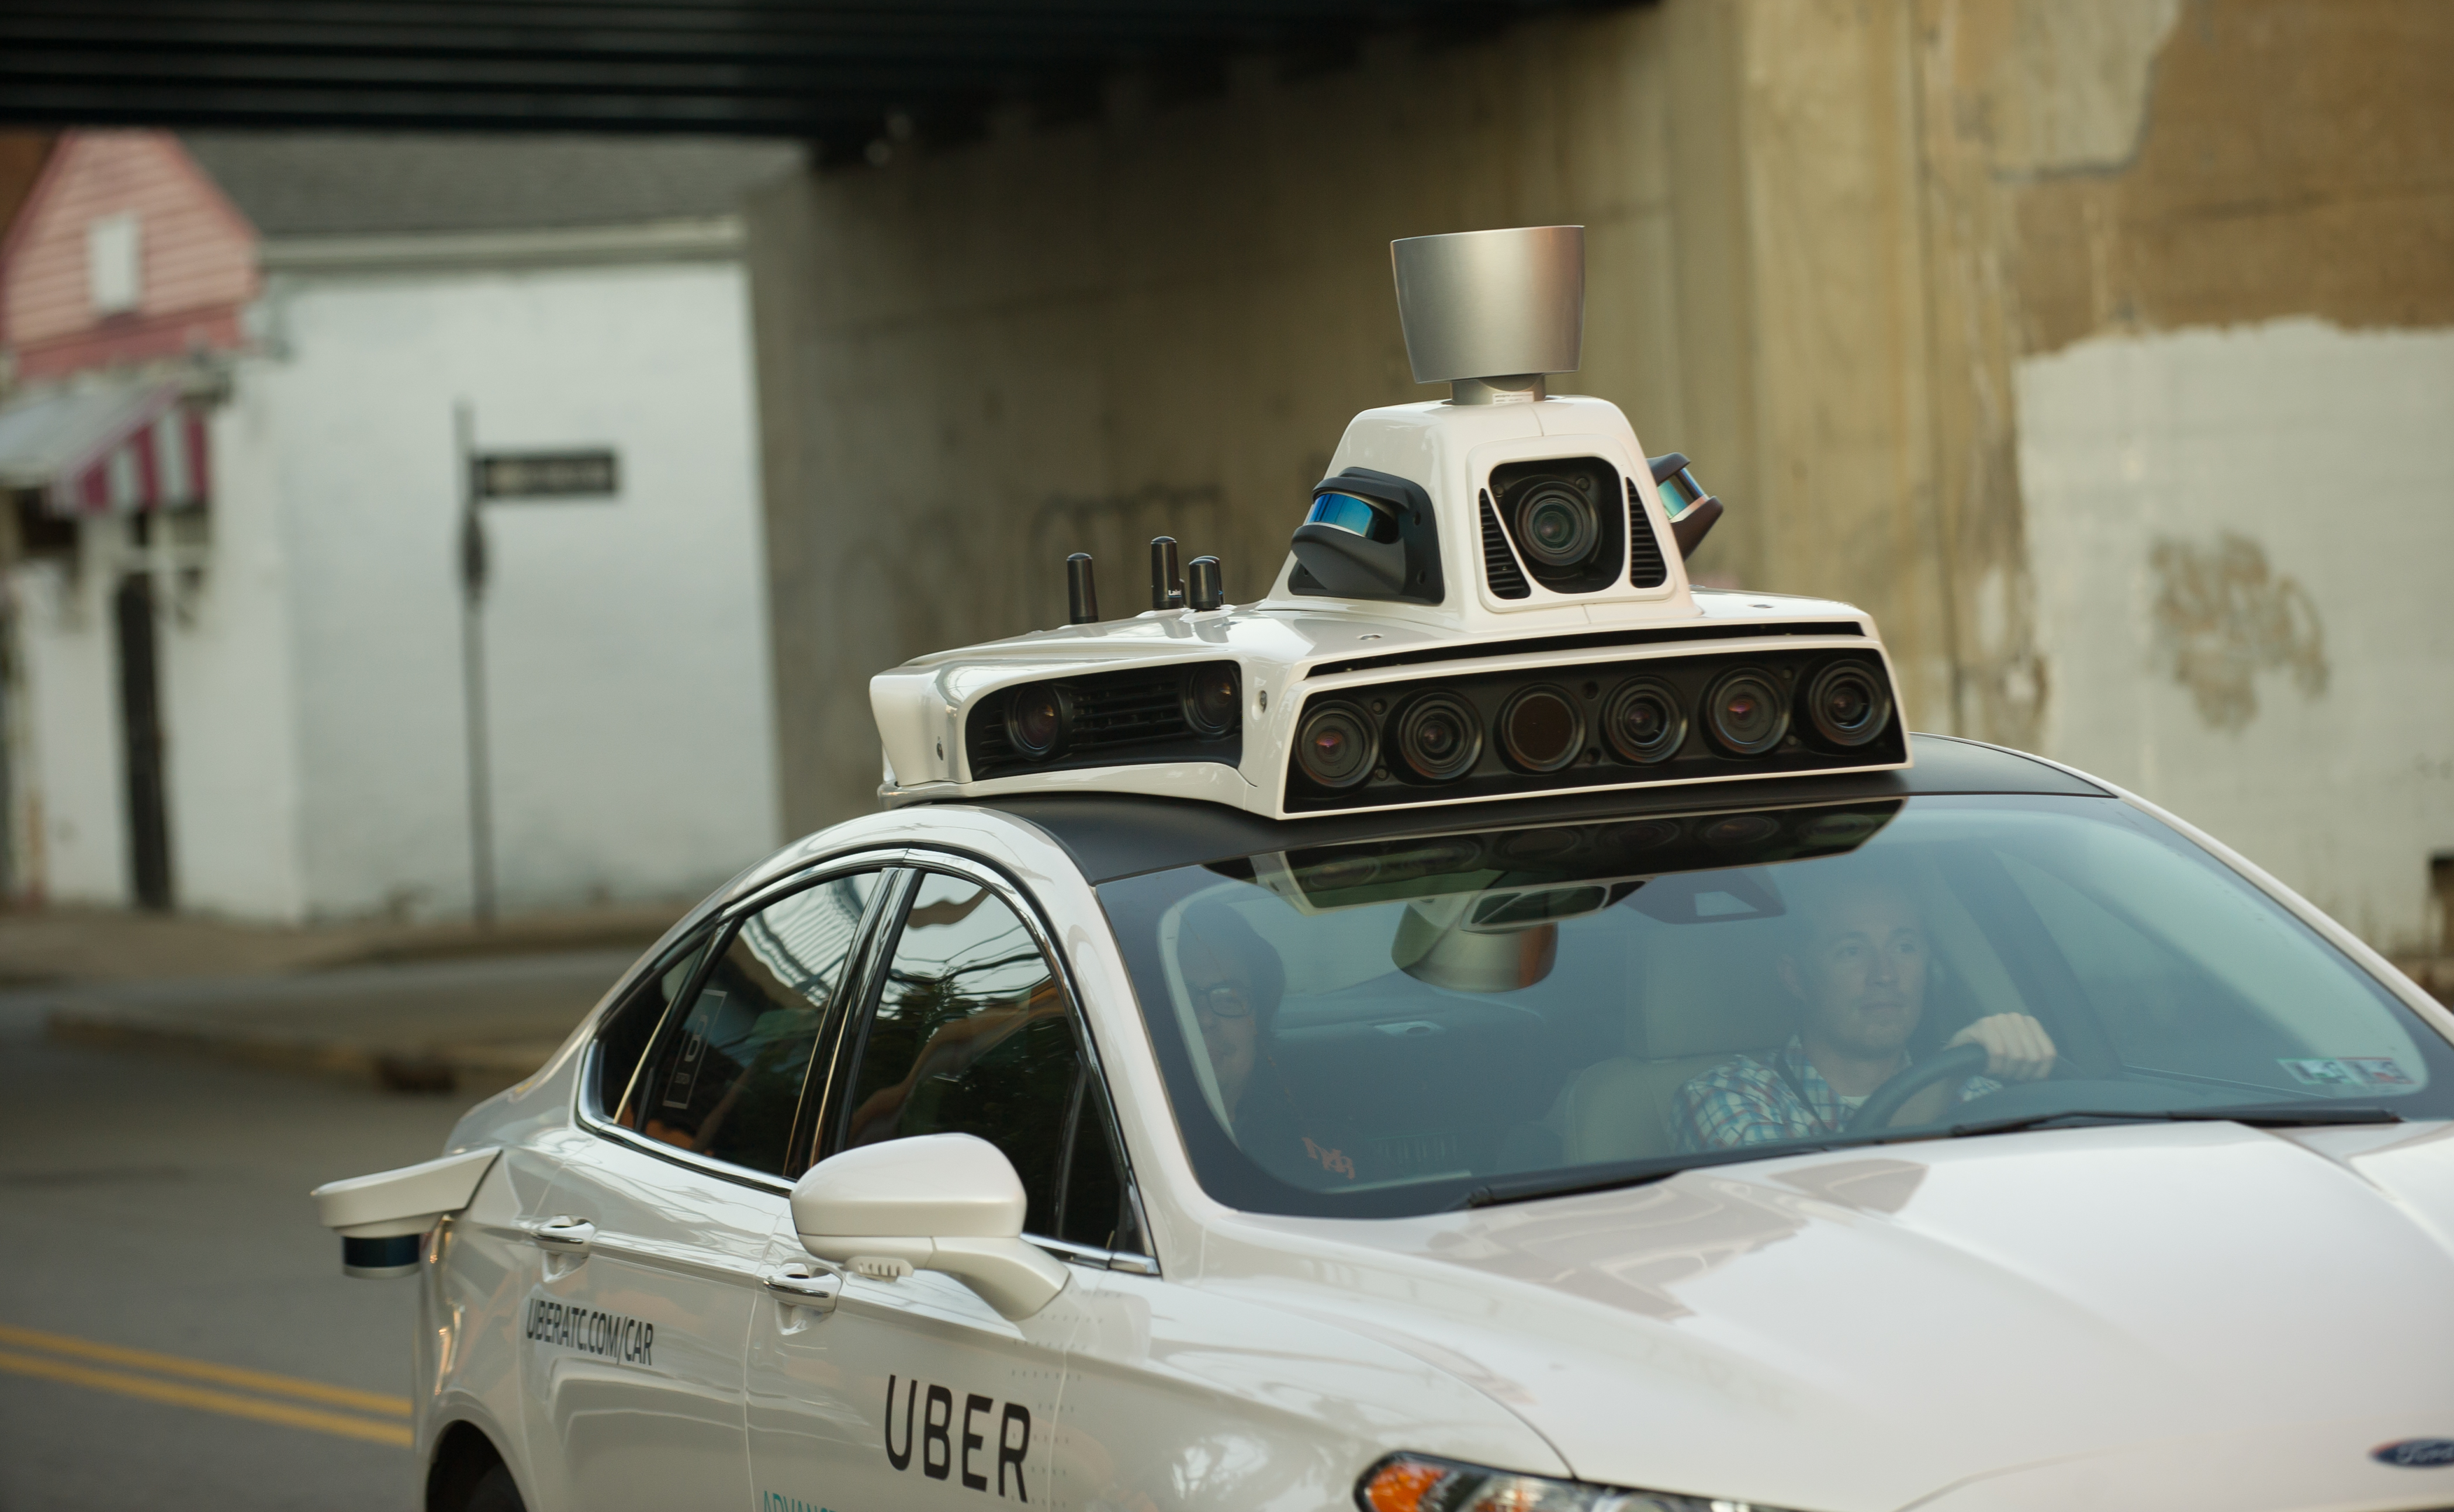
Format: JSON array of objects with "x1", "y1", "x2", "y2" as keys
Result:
[{"x1": 1673, "y1": 1034, "x2": 2000, "y2": 1153}]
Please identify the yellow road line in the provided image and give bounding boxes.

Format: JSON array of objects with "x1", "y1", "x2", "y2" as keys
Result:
[
  {"x1": 0, "y1": 1322, "x2": 409, "y2": 1417},
  {"x1": 0, "y1": 1348, "x2": 411, "y2": 1446}
]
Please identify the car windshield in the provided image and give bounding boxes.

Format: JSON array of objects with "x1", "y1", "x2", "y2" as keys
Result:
[{"x1": 1096, "y1": 794, "x2": 2454, "y2": 1217}]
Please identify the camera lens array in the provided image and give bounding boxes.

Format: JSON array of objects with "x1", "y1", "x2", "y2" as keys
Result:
[
  {"x1": 970, "y1": 659, "x2": 1243, "y2": 781},
  {"x1": 1287, "y1": 652, "x2": 1899, "y2": 809}
]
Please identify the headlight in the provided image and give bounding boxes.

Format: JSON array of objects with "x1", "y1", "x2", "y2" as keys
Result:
[{"x1": 1358, "y1": 1453, "x2": 1802, "y2": 1512}]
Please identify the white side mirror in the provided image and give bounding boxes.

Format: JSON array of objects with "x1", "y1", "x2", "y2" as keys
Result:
[{"x1": 791, "y1": 1133, "x2": 1071, "y2": 1320}]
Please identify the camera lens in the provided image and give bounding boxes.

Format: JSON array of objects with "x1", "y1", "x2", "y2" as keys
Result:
[
  {"x1": 1701, "y1": 814, "x2": 1782, "y2": 847},
  {"x1": 1602, "y1": 818, "x2": 1681, "y2": 856},
  {"x1": 1294, "y1": 702, "x2": 1377, "y2": 790},
  {"x1": 1804, "y1": 659, "x2": 1892, "y2": 748},
  {"x1": 1496, "y1": 825, "x2": 1584, "y2": 865},
  {"x1": 1005, "y1": 684, "x2": 1070, "y2": 760},
  {"x1": 1601, "y1": 677, "x2": 1686, "y2": 765},
  {"x1": 1514, "y1": 480, "x2": 1601, "y2": 570},
  {"x1": 1182, "y1": 664, "x2": 1240, "y2": 738},
  {"x1": 1498, "y1": 686, "x2": 1585, "y2": 773},
  {"x1": 1702, "y1": 668, "x2": 1788, "y2": 756},
  {"x1": 1394, "y1": 693, "x2": 1483, "y2": 782}
]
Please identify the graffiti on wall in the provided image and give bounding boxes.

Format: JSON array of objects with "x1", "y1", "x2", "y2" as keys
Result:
[{"x1": 2148, "y1": 532, "x2": 2327, "y2": 731}]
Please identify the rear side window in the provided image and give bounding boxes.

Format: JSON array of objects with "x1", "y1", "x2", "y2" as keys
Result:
[
  {"x1": 628, "y1": 870, "x2": 884, "y2": 1177},
  {"x1": 593, "y1": 937, "x2": 714, "y2": 1118}
]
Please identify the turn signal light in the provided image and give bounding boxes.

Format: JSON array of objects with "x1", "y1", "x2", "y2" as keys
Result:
[{"x1": 1358, "y1": 1453, "x2": 1800, "y2": 1512}]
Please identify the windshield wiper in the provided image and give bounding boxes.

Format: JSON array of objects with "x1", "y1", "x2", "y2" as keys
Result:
[
  {"x1": 1933, "y1": 1103, "x2": 2404, "y2": 1140},
  {"x1": 1456, "y1": 1104, "x2": 2407, "y2": 1209},
  {"x1": 1456, "y1": 1142, "x2": 1840, "y2": 1209}
]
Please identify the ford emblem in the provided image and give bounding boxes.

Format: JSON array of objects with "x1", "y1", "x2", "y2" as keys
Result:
[{"x1": 2373, "y1": 1440, "x2": 2454, "y2": 1469}]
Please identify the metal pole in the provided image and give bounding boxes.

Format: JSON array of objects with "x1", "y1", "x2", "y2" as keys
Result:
[{"x1": 455, "y1": 402, "x2": 496, "y2": 926}]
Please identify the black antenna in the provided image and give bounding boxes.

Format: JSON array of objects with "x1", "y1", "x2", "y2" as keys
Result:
[
  {"x1": 1065, "y1": 553, "x2": 1099, "y2": 624},
  {"x1": 1187, "y1": 555, "x2": 1226, "y2": 611},
  {"x1": 1149, "y1": 537, "x2": 1183, "y2": 610}
]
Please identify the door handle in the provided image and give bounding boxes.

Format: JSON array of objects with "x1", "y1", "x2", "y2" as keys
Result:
[
  {"x1": 526, "y1": 1216, "x2": 597, "y2": 1250},
  {"x1": 763, "y1": 1263, "x2": 840, "y2": 1314}
]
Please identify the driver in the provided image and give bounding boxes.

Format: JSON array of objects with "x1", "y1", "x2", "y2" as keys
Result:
[
  {"x1": 1673, "y1": 876, "x2": 2057, "y2": 1150},
  {"x1": 1178, "y1": 899, "x2": 1366, "y2": 1186}
]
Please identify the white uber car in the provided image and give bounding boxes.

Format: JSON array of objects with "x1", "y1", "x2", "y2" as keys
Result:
[{"x1": 319, "y1": 229, "x2": 2454, "y2": 1512}]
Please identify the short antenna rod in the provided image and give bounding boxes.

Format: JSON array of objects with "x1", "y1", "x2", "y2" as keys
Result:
[
  {"x1": 1066, "y1": 553, "x2": 1099, "y2": 624},
  {"x1": 1187, "y1": 555, "x2": 1225, "y2": 611},
  {"x1": 1149, "y1": 537, "x2": 1183, "y2": 610}
]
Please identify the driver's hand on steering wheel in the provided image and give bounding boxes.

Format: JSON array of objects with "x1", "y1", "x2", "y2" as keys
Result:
[{"x1": 1945, "y1": 1013, "x2": 2057, "y2": 1082}]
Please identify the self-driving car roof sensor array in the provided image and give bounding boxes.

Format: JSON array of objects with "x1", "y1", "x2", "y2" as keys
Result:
[{"x1": 870, "y1": 224, "x2": 1909, "y2": 819}]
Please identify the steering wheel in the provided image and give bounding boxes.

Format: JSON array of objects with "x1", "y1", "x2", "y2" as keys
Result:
[{"x1": 1844, "y1": 1042, "x2": 1993, "y2": 1136}]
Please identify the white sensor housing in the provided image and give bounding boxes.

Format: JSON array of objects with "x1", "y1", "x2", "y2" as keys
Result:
[{"x1": 867, "y1": 226, "x2": 1909, "y2": 819}]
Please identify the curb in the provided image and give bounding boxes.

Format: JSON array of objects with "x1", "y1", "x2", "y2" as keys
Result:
[{"x1": 44, "y1": 1011, "x2": 559, "y2": 1095}]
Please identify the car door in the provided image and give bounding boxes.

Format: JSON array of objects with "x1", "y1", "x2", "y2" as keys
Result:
[
  {"x1": 534, "y1": 866, "x2": 889, "y2": 1512},
  {"x1": 746, "y1": 860, "x2": 1151, "y2": 1512},
  {"x1": 506, "y1": 927, "x2": 714, "y2": 1512}
]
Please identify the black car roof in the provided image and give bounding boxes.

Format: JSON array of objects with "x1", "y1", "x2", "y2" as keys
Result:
[{"x1": 949, "y1": 733, "x2": 2110, "y2": 884}]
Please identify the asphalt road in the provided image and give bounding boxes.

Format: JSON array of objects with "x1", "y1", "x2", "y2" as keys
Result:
[{"x1": 0, "y1": 981, "x2": 532, "y2": 1511}]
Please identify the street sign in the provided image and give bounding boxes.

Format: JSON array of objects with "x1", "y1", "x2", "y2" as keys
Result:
[{"x1": 474, "y1": 449, "x2": 618, "y2": 500}]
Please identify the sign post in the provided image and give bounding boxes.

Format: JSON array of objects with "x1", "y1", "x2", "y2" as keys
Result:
[
  {"x1": 475, "y1": 451, "x2": 618, "y2": 499},
  {"x1": 453, "y1": 411, "x2": 619, "y2": 927},
  {"x1": 455, "y1": 402, "x2": 496, "y2": 925}
]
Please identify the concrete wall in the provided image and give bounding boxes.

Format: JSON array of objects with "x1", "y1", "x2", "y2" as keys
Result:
[
  {"x1": 746, "y1": 0, "x2": 2454, "y2": 951},
  {"x1": 18, "y1": 473, "x2": 313, "y2": 918},
  {"x1": 164, "y1": 387, "x2": 307, "y2": 918},
  {"x1": 13, "y1": 251, "x2": 783, "y2": 921},
  {"x1": 254, "y1": 255, "x2": 781, "y2": 919},
  {"x1": 2020, "y1": 321, "x2": 2454, "y2": 947},
  {"x1": 747, "y1": 7, "x2": 1714, "y2": 832},
  {"x1": 13, "y1": 531, "x2": 133, "y2": 904},
  {"x1": 1991, "y1": 1, "x2": 2454, "y2": 951}
]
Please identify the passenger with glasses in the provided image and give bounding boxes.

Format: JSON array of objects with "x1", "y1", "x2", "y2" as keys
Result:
[{"x1": 1178, "y1": 900, "x2": 1365, "y2": 1187}]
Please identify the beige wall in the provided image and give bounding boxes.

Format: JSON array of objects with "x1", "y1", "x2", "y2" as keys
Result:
[{"x1": 746, "y1": 0, "x2": 2454, "y2": 949}]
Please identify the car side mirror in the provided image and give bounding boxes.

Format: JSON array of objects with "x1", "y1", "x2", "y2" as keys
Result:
[{"x1": 790, "y1": 1133, "x2": 1071, "y2": 1320}]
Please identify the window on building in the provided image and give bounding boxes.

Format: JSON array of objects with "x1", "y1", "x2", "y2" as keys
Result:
[
  {"x1": 11, "y1": 493, "x2": 77, "y2": 562},
  {"x1": 87, "y1": 213, "x2": 141, "y2": 316}
]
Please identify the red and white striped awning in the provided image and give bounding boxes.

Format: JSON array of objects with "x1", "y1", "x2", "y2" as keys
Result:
[{"x1": 0, "y1": 380, "x2": 210, "y2": 515}]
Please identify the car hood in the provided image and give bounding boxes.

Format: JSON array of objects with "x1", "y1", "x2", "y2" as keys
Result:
[{"x1": 1204, "y1": 1120, "x2": 2454, "y2": 1512}]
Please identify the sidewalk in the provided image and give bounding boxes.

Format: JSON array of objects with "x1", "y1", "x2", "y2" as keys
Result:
[
  {"x1": 6, "y1": 903, "x2": 683, "y2": 1096},
  {"x1": 0, "y1": 901, "x2": 681, "y2": 985}
]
